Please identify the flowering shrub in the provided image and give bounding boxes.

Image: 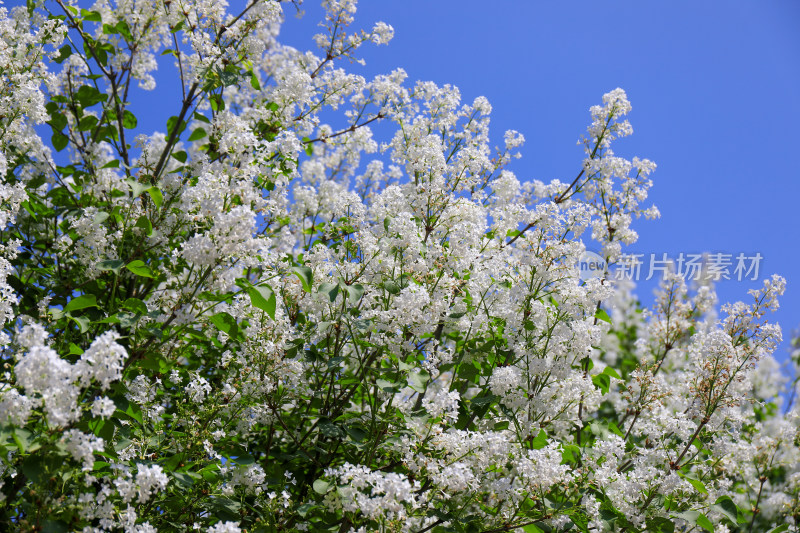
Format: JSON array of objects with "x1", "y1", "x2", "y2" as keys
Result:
[{"x1": 0, "y1": 1, "x2": 798, "y2": 532}]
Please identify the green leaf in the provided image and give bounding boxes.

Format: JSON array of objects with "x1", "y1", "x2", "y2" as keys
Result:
[
  {"x1": 250, "y1": 71, "x2": 261, "y2": 90},
  {"x1": 376, "y1": 378, "x2": 401, "y2": 393},
  {"x1": 292, "y1": 266, "x2": 313, "y2": 293},
  {"x1": 68, "y1": 343, "x2": 84, "y2": 355},
  {"x1": 711, "y1": 496, "x2": 740, "y2": 525},
  {"x1": 188, "y1": 127, "x2": 207, "y2": 141},
  {"x1": 210, "y1": 312, "x2": 239, "y2": 337},
  {"x1": 470, "y1": 394, "x2": 497, "y2": 407},
  {"x1": 116, "y1": 312, "x2": 139, "y2": 328},
  {"x1": 166, "y1": 116, "x2": 186, "y2": 136},
  {"x1": 147, "y1": 186, "x2": 163, "y2": 208},
  {"x1": 64, "y1": 294, "x2": 98, "y2": 314},
  {"x1": 41, "y1": 520, "x2": 68, "y2": 533},
  {"x1": 318, "y1": 282, "x2": 339, "y2": 303},
  {"x1": 319, "y1": 420, "x2": 344, "y2": 438},
  {"x1": 694, "y1": 514, "x2": 714, "y2": 533},
  {"x1": 592, "y1": 373, "x2": 611, "y2": 394},
  {"x1": 121, "y1": 403, "x2": 143, "y2": 424},
  {"x1": 75, "y1": 85, "x2": 106, "y2": 107},
  {"x1": 13, "y1": 429, "x2": 36, "y2": 454},
  {"x1": 113, "y1": 20, "x2": 133, "y2": 40},
  {"x1": 209, "y1": 94, "x2": 224, "y2": 112},
  {"x1": 345, "y1": 425, "x2": 367, "y2": 443},
  {"x1": 458, "y1": 362, "x2": 479, "y2": 382},
  {"x1": 97, "y1": 259, "x2": 124, "y2": 274},
  {"x1": 607, "y1": 420, "x2": 624, "y2": 437},
  {"x1": 134, "y1": 216, "x2": 153, "y2": 236},
  {"x1": 522, "y1": 525, "x2": 544, "y2": 533},
  {"x1": 71, "y1": 315, "x2": 92, "y2": 333},
  {"x1": 21, "y1": 454, "x2": 48, "y2": 483},
  {"x1": 194, "y1": 112, "x2": 211, "y2": 124},
  {"x1": 52, "y1": 131, "x2": 69, "y2": 152},
  {"x1": 81, "y1": 9, "x2": 102, "y2": 22},
  {"x1": 561, "y1": 444, "x2": 581, "y2": 464},
  {"x1": 125, "y1": 260, "x2": 154, "y2": 278},
  {"x1": 313, "y1": 479, "x2": 331, "y2": 494},
  {"x1": 126, "y1": 178, "x2": 149, "y2": 198},
  {"x1": 672, "y1": 511, "x2": 713, "y2": 532},
  {"x1": 93, "y1": 211, "x2": 110, "y2": 224},
  {"x1": 53, "y1": 45, "x2": 72, "y2": 64},
  {"x1": 219, "y1": 65, "x2": 240, "y2": 86},
  {"x1": 122, "y1": 109, "x2": 137, "y2": 129},
  {"x1": 768, "y1": 526, "x2": 790, "y2": 533},
  {"x1": 646, "y1": 517, "x2": 675, "y2": 533},
  {"x1": 296, "y1": 503, "x2": 318, "y2": 518},
  {"x1": 247, "y1": 285, "x2": 277, "y2": 319},
  {"x1": 684, "y1": 476, "x2": 708, "y2": 495},
  {"x1": 595, "y1": 308, "x2": 611, "y2": 323},
  {"x1": 94, "y1": 314, "x2": 121, "y2": 325},
  {"x1": 530, "y1": 429, "x2": 548, "y2": 449},
  {"x1": 48, "y1": 111, "x2": 67, "y2": 131},
  {"x1": 173, "y1": 471, "x2": 197, "y2": 488},
  {"x1": 83, "y1": 39, "x2": 110, "y2": 67},
  {"x1": 408, "y1": 370, "x2": 430, "y2": 393},
  {"x1": 171, "y1": 150, "x2": 188, "y2": 163},
  {"x1": 122, "y1": 298, "x2": 148, "y2": 315},
  {"x1": 383, "y1": 280, "x2": 400, "y2": 295},
  {"x1": 342, "y1": 283, "x2": 365, "y2": 302}
]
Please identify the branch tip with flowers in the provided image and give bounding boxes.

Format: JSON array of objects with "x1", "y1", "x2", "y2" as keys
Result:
[{"x1": 0, "y1": 1, "x2": 797, "y2": 532}]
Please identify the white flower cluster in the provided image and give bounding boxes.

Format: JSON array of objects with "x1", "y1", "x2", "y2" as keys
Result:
[
  {"x1": 325, "y1": 463, "x2": 420, "y2": 522},
  {"x1": 62, "y1": 429, "x2": 105, "y2": 472},
  {"x1": 8, "y1": 326, "x2": 127, "y2": 427},
  {"x1": 0, "y1": 0, "x2": 796, "y2": 531},
  {"x1": 206, "y1": 522, "x2": 241, "y2": 533}
]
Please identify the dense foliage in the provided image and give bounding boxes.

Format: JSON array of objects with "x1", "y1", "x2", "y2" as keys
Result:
[{"x1": 0, "y1": 1, "x2": 798, "y2": 532}]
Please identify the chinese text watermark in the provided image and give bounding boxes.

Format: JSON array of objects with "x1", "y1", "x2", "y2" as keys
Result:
[{"x1": 611, "y1": 252, "x2": 763, "y2": 282}]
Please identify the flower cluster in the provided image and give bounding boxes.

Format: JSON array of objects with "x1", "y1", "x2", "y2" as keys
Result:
[{"x1": 0, "y1": 1, "x2": 796, "y2": 532}]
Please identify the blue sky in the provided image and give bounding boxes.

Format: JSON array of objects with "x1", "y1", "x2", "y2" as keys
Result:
[
  {"x1": 279, "y1": 0, "x2": 800, "y2": 364},
  {"x1": 17, "y1": 1, "x2": 800, "y2": 364}
]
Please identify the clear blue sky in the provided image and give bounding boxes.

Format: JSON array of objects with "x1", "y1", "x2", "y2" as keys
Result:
[
  {"x1": 19, "y1": 1, "x2": 800, "y2": 363},
  {"x1": 281, "y1": 0, "x2": 800, "y2": 364}
]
